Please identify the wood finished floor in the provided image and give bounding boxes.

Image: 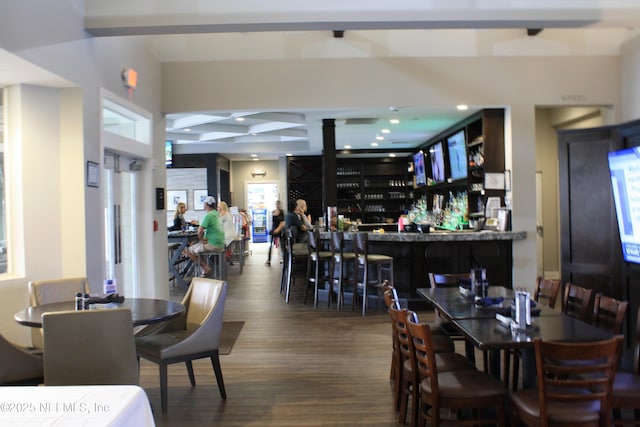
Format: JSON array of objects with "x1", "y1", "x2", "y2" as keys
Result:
[{"x1": 142, "y1": 242, "x2": 433, "y2": 426}]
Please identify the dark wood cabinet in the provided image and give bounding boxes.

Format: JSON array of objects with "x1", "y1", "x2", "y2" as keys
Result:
[
  {"x1": 287, "y1": 156, "x2": 324, "y2": 220},
  {"x1": 413, "y1": 109, "x2": 506, "y2": 223},
  {"x1": 558, "y1": 120, "x2": 640, "y2": 352}
]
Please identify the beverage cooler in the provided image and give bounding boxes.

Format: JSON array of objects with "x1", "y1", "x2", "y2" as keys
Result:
[{"x1": 251, "y1": 208, "x2": 268, "y2": 243}]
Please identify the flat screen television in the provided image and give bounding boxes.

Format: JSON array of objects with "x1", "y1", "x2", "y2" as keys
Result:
[
  {"x1": 428, "y1": 141, "x2": 446, "y2": 184},
  {"x1": 447, "y1": 129, "x2": 467, "y2": 180},
  {"x1": 165, "y1": 140, "x2": 173, "y2": 167},
  {"x1": 413, "y1": 151, "x2": 427, "y2": 187},
  {"x1": 607, "y1": 146, "x2": 640, "y2": 264}
]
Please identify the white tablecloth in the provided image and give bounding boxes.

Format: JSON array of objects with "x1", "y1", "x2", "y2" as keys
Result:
[{"x1": 0, "y1": 385, "x2": 155, "y2": 426}]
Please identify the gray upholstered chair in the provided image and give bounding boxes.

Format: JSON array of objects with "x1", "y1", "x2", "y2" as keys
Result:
[
  {"x1": 135, "y1": 277, "x2": 227, "y2": 413},
  {"x1": 28, "y1": 277, "x2": 91, "y2": 349},
  {"x1": 42, "y1": 308, "x2": 139, "y2": 386},
  {"x1": 0, "y1": 333, "x2": 43, "y2": 385}
]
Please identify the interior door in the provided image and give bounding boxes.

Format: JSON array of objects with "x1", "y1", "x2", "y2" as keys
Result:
[
  {"x1": 104, "y1": 153, "x2": 138, "y2": 297},
  {"x1": 536, "y1": 171, "x2": 544, "y2": 279}
]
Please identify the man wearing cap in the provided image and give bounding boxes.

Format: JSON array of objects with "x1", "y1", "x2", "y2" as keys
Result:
[{"x1": 186, "y1": 196, "x2": 225, "y2": 277}]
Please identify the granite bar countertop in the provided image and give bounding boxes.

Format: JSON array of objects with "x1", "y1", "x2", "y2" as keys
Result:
[{"x1": 318, "y1": 230, "x2": 527, "y2": 242}]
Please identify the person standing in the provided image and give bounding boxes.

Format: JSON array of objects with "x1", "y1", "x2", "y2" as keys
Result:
[
  {"x1": 186, "y1": 196, "x2": 224, "y2": 277},
  {"x1": 266, "y1": 200, "x2": 285, "y2": 266},
  {"x1": 218, "y1": 201, "x2": 237, "y2": 264}
]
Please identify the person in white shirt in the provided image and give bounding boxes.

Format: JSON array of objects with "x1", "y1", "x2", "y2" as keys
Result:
[{"x1": 218, "y1": 201, "x2": 237, "y2": 264}]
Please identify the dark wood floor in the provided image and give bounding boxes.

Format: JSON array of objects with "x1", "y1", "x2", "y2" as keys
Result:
[{"x1": 143, "y1": 242, "x2": 429, "y2": 426}]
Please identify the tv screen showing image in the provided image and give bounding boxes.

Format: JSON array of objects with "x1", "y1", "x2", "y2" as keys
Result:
[
  {"x1": 165, "y1": 140, "x2": 173, "y2": 167},
  {"x1": 413, "y1": 151, "x2": 427, "y2": 186},
  {"x1": 428, "y1": 141, "x2": 446, "y2": 183},
  {"x1": 447, "y1": 130, "x2": 467, "y2": 180},
  {"x1": 608, "y1": 146, "x2": 640, "y2": 264}
]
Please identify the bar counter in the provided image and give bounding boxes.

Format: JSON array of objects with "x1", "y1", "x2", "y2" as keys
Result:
[{"x1": 318, "y1": 230, "x2": 527, "y2": 308}]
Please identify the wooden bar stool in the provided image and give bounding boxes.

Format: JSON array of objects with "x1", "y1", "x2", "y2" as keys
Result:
[
  {"x1": 354, "y1": 232, "x2": 394, "y2": 316},
  {"x1": 329, "y1": 231, "x2": 356, "y2": 311},
  {"x1": 304, "y1": 229, "x2": 332, "y2": 308}
]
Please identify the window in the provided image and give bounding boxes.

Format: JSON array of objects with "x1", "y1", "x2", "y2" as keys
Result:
[{"x1": 0, "y1": 88, "x2": 6, "y2": 274}]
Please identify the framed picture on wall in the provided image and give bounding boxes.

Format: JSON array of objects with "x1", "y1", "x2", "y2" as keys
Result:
[
  {"x1": 193, "y1": 189, "x2": 208, "y2": 211},
  {"x1": 166, "y1": 190, "x2": 187, "y2": 212}
]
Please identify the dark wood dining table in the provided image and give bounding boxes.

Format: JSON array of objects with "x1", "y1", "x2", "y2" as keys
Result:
[
  {"x1": 14, "y1": 298, "x2": 185, "y2": 328},
  {"x1": 417, "y1": 286, "x2": 614, "y2": 388}
]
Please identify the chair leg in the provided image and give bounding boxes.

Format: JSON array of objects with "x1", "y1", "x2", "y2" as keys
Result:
[
  {"x1": 210, "y1": 352, "x2": 227, "y2": 400},
  {"x1": 185, "y1": 360, "x2": 196, "y2": 386},
  {"x1": 159, "y1": 362, "x2": 169, "y2": 413}
]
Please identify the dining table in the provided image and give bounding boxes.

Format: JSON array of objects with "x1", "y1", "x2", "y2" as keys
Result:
[
  {"x1": 417, "y1": 286, "x2": 614, "y2": 388},
  {"x1": 168, "y1": 230, "x2": 198, "y2": 289},
  {"x1": 14, "y1": 298, "x2": 185, "y2": 328}
]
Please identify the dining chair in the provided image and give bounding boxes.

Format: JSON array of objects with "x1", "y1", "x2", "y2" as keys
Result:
[
  {"x1": 280, "y1": 227, "x2": 309, "y2": 303},
  {"x1": 534, "y1": 276, "x2": 561, "y2": 309},
  {"x1": 354, "y1": 232, "x2": 394, "y2": 316},
  {"x1": 406, "y1": 314, "x2": 507, "y2": 427},
  {"x1": 390, "y1": 305, "x2": 471, "y2": 426},
  {"x1": 592, "y1": 293, "x2": 628, "y2": 334},
  {"x1": 328, "y1": 231, "x2": 356, "y2": 311},
  {"x1": 562, "y1": 282, "x2": 594, "y2": 322},
  {"x1": 511, "y1": 336, "x2": 623, "y2": 427},
  {"x1": 28, "y1": 276, "x2": 91, "y2": 349},
  {"x1": 612, "y1": 307, "x2": 640, "y2": 426},
  {"x1": 135, "y1": 278, "x2": 227, "y2": 413},
  {"x1": 0, "y1": 333, "x2": 43, "y2": 385},
  {"x1": 42, "y1": 308, "x2": 138, "y2": 386},
  {"x1": 304, "y1": 228, "x2": 332, "y2": 308}
]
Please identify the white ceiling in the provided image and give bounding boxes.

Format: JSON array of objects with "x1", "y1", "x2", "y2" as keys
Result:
[{"x1": 13, "y1": 1, "x2": 640, "y2": 161}]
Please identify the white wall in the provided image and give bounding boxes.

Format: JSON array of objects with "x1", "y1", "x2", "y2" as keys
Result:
[
  {"x1": 622, "y1": 35, "x2": 640, "y2": 121},
  {"x1": 0, "y1": 0, "x2": 165, "y2": 344}
]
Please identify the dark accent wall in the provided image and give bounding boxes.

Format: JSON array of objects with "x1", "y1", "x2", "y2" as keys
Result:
[{"x1": 172, "y1": 153, "x2": 219, "y2": 200}]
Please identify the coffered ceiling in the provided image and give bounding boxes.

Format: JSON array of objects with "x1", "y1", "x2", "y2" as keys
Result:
[{"x1": 82, "y1": 1, "x2": 640, "y2": 160}]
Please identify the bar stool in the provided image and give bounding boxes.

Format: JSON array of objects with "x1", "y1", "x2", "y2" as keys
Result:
[
  {"x1": 329, "y1": 231, "x2": 356, "y2": 311},
  {"x1": 196, "y1": 250, "x2": 226, "y2": 280},
  {"x1": 304, "y1": 229, "x2": 332, "y2": 308},
  {"x1": 354, "y1": 232, "x2": 394, "y2": 316}
]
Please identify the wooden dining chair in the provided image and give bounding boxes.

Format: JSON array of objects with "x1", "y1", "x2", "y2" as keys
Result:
[
  {"x1": 612, "y1": 306, "x2": 640, "y2": 426},
  {"x1": 511, "y1": 336, "x2": 623, "y2": 427},
  {"x1": 391, "y1": 306, "x2": 473, "y2": 426},
  {"x1": 562, "y1": 282, "x2": 594, "y2": 322},
  {"x1": 592, "y1": 293, "x2": 628, "y2": 334},
  {"x1": 42, "y1": 308, "x2": 139, "y2": 386},
  {"x1": 406, "y1": 314, "x2": 507, "y2": 427},
  {"x1": 136, "y1": 278, "x2": 227, "y2": 413},
  {"x1": 534, "y1": 276, "x2": 561, "y2": 309}
]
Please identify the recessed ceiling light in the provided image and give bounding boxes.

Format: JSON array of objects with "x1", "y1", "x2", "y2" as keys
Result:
[
  {"x1": 371, "y1": 142, "x2": 379, "y2": 147},
  {"x1": 235, "y1": 117, "x2": 245, "y2": 122},
  {"x1": 376, "y1": 135, "x2": 384, "y2": 141},
  {"x1": 389, "y1": 153, "x2": 396, "y2": 157},
  {"x1": 389, "y1": 118, "x2": 400, "y2": 124},
  {"x1": 250, "y1": 154, "x2": 257, "y2": 157},
  {"x1": 344, "y1": 145, "x2": 352, "y2": 149},
  {"x1": 381, "y1": 129, "x2": 391, "y2": 134},
  {"x1": 184, "y1": 128, "x2": 191, "y2": 132},
  {"x1": 253, "y1": 158, "x2": 259, "y2": 161},
  {"x1": 457, "y1": 105, "x2": 469, "y2": 111},
  {"x1": 286, "y1": 153, "x2": 293, "y2": 156}
]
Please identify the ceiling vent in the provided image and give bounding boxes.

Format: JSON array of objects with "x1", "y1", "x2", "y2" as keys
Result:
[{"x1": 344, "y1": 118, "x2": 378, "y2": 125}]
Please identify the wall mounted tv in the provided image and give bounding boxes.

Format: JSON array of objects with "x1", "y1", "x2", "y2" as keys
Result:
[
  {"x1": 165, "y1": 140, "x2": 173, "y2": 167},
  {"x1": 447, "y1": 129, "x2": 467, "y2": 180},
  {"x1": 413, "y1": 151, "x2": 427, "y2": 187},
  {"x1": 428, "y1": 141, "x2": 446, "y2": 184},
  {"x1": 607, "y1": 146, "x2": 640, "y2": 264}
]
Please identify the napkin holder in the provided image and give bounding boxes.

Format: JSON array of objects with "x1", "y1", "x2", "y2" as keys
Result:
[{"x1": 511, "y1": 290, "x2": 531, "y2": 331}]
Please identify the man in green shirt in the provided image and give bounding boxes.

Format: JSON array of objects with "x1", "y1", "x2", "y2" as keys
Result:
[{"x1": 187, "y1": 196, "x2": 224, "y2": 276}]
